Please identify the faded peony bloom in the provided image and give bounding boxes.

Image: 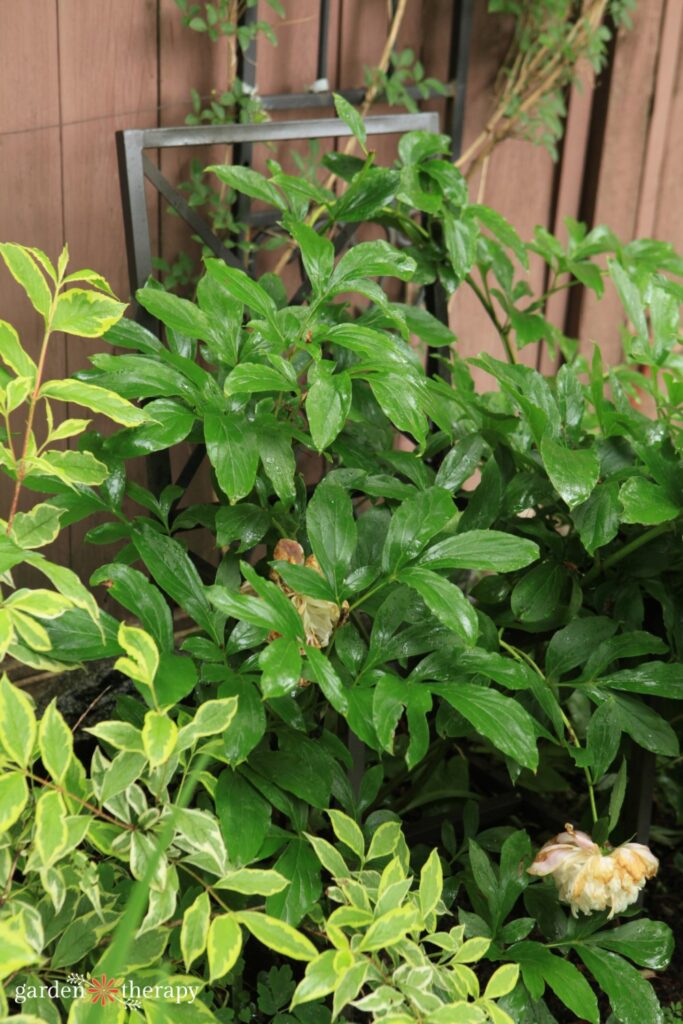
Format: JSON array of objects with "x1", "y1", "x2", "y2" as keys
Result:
[
  {"x1": 240, "y1": 539, "x2": 347, "y2": 648},
  {"x1": 528, "y1": 822, "x2": 658, "y2": 918}
]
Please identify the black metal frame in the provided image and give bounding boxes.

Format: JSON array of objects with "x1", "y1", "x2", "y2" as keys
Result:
[{"x1": 116, "y1": 112, "x2": 439, "y2": 301}]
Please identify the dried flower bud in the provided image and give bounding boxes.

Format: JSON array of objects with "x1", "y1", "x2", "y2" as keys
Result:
[
  {"x1": 528, "y1": 822, "x2": 658, "y2": 917},
  {"x1": 254, "y1": 539, "x2": 347, "y2": 648},
  {"x1": 273, "y1": 539, "x2": 305, "y2": 566}
]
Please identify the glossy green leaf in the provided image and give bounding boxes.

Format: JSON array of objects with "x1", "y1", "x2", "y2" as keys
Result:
[
  {"x1": 619, "y1": 477, "x2": 679, "y2": 525},
  {"x1": 540, "y1": 436, "x2": 599, "y2": 508},
  {"x1": 258, "y1": 637, "x2": 302, "y2": 698},
  {"x1": 546, "y1": 617, "x2": 617, "y2": 679},
  {"x1": 511, "y1": 562, "x2": 567, "y2": 624},
  {"x1": 136, "y1": 286, "x2": 213, "y2": 342},
  {"x1": 224, "y1": 362, "x2": 294, "y2": 396},
  {"x1": 333, "y1": 92, "x2": 367, "y2": 151},
  {"x1": 611, "y1": 693, "x2": 678, "y2": 756},
  {"x1": 205, "y1": 411, "x2": 258, "y2": 503},
  {"x1": 132, "y1": 524, "x2": 215, "y2": 639},
  {"x1": 587, "y1": 698, "x2": 621, "y2": 779},
  {"x1": 216, "y1": 770, "x2": 271, "y2": 866},
  {"x1": 90, "y1": 562, "x2": 173, "y2": 652},
  {"x1": 596, "y1": 661, "x2": 683, "y2": 699},
  {"x1": 585, "y1": 919, "x2": 673, "y2": 970},
  {"x1": 572, "y1": 481, "x2": 621, "y2": 555},
  {"x1": 306, "y1": 369, "x2": 352, "y2": 450},
  {"x1": 419, "y1": 530, "x2": 539, "y2": 572},
  {"x1": 306, "y1": 646, "x2": 349, "y2": 713},
  {"x1": 287, "y1": 221, "x2": 335, "y2": 292},
  {"x1": 382, "y1": 487, "x2": 454, "y2": 572},
  {"x1": 331, "y1": 240, "x2": 416, "y2": 285},
  {"x1": 608, "y1": 260, "x2": 647, "y2": 340},
  {"x1": 106, "y1": 398, "x2": 194, "y2": 457},
  {"x1": 207, "y1": 164, "x2": 285, "y2": 209},
  {"x1": 435, "y1": 435, "x2": 485, "y2": 491},
  {"x1": 204, "y1": 259, "x2": 276, "y2": 320},
  {"x1": 307, "y1": 482, "x2": 357, "y2": 596},
  {"x1": 509, "y1": 941, "x2": 598, "y2": 1023},
  {"x1": 576, "y1": 946, "x2": 661, "y2": 1024},
  {"x1": 435, "y1": 682, "x2": 538, "y2": 770},
  {"x1": 398, "y1": 567, "x2": 478, "y2": 644}
]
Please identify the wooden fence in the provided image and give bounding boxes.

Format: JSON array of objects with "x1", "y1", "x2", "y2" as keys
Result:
[{"x1": 1, "y1": 0, "x2": 682, "y2": 583}]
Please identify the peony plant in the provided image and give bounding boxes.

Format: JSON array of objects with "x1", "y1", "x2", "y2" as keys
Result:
[{"x1": 0, "y1": 115, "x2": 682, "y2": 1024}]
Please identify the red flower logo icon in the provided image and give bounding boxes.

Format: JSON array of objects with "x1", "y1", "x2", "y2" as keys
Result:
[{"x1": 87, "y1": 975, "x2": 120, "y2": 1006}]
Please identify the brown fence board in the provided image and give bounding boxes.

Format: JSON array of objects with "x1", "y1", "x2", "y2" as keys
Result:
[
  {"x1": 0, "y1": 2, "x2": 69, "y2": 568},
  {"x1": 448, "y1": 3, "x2": 556, "y2": 377},
  {"x1": 55, "y1": 0, "x2": 160, "y2": 593},
  {"x1": 577, "y1": 0, "x2": 666, "y2": 363}
]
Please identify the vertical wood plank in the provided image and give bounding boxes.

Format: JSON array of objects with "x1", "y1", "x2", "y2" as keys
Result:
[
  {"x1": 577, "y1": 0, "x2": 665, "y2": 363},
  {"x1": 448, "y1": 3, "x2": 556, "y2": 376},
  {"x1": 57, "y1": 0, "x2": 159, "y2": 590},
  {"x1": 636, "y1": 0, "x2": 683, "y2": 238},
  {"x1": 0, "y1": 1, "x2": 69, "y2": 568},
  {"x1": 158, "y1": 0, "x2": 230, "y2": 275},
  {"x1": 652, "y1": 9, "x2": 683, "y2": 251}
]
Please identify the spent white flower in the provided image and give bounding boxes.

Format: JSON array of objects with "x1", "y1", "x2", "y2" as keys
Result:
[
  {"x1": 271, "y1": 539, "x2": 347, "y2": 648},
  {"x1": 240, "y1": 539, "x2": 348, "y2": 649},
  {"x1": 528, "y1": 822, "x2": 658, "y2": 917}
]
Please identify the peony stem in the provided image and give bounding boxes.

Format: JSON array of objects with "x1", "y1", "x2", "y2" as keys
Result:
[{"x1": 499, "y1": 636, "x2": 598, "y2": 823}]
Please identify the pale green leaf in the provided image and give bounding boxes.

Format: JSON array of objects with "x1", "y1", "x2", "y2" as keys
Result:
[
  {"x1": 38, "y1": 699, "x2": 73, "y2": 782},
  {"x1": 40, "y1": 380, "x2": 148, "y2": 426},
  {"x1": 181, "y1": 891, "x2": 211, "y2": 970},
  {"x1": 0, "y1": 674, "x2": 37, "y2": 767},
  {"x1": 207, "y1": 913, "x2": 242, "y2": 982}
]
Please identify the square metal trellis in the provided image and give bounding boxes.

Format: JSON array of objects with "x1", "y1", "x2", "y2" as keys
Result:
[
  {"x1": 115, "y1": 112, "x2": 441, "y2": 498},
  {"x1": 116, "y1": 112, "x2": 440, "y2": 303}
]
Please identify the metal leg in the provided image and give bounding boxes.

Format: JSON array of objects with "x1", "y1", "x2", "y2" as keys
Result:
[{"x1": 449, "y1": 0, "x2": 476, "y2": 160}]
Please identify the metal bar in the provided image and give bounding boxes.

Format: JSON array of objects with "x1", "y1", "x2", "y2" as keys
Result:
[
  {"x1": 116, "y1": 130, "x2": 154, "y2": 296},
  {"x1": 133, "y1": 113, "x2": 439, "y2": 150},
  {"x1": 316, "y1": 0, "x2": 331, "y2": 85},
  {"x1": 174, "y1": 443, "x2": 207, "y2": 493},
  {"x1": 142, "y1": 155, "x2": 242, "y2": 270},
  {"x1": 449, "y1": 0, "x2": 475, "y2": 159},
  {"x1": 234, "y1": 3, "x2": 258, "y2": 258}
]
